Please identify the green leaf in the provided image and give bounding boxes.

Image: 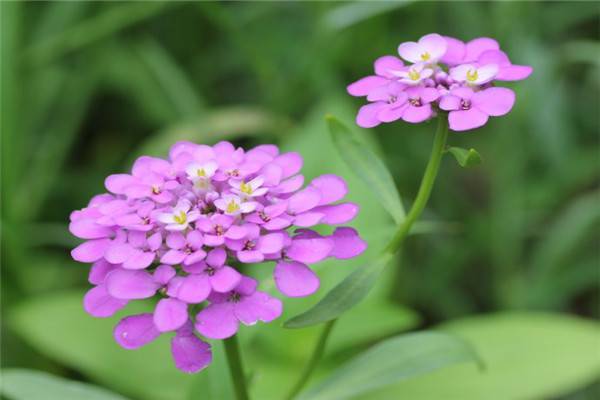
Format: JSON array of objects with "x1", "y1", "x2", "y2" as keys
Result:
[
  {"x1": 327, "y1": 114, "x2": 405, "y2": 224},
  {"x1": 447, "y1": 147, "x2": 482, "y2": 168},
  {"x1": 1, "y1": 369, "x2": 128, "y2": 400},
  {"x1": 284, "y1": 252, "x2": 394, "y2": 328},
  {"x1": 359, "y1": 312, "x2": 600, "y2": 400},
  {"x1": 297, "y1": 332, "x2": 481, "y2": 400},
  {"x1": 8, "y1": 291, "x2": 198, "y2": 400}
]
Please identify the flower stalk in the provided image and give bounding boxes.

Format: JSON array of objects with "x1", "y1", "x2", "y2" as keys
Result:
[
  {"x1": 224, "y1": 335, "x2": 250, "y2": 400},
  {"x1": 286, "y1": 115, "x2": 449, "y2": 398}
]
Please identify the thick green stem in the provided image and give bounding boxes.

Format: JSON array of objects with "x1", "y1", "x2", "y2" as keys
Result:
[
  {"x1": 224, "y1": 335, "x2": 250, "y2": 400},
  {"x1": 384, "y1": 115, "x2": 449, "y2": 254},
  {"x1": 284, "y1": 116, "x2": 449, "y2": 399},
  {"x1": 284, "y1": 320, "x2": 336, "y2": 400}
]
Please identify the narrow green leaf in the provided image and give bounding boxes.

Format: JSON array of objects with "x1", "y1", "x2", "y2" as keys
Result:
[
  {"x1": 284, "y1": 252, "x2": 394, "y2": 328},
  {"x1": 447, "y1": 147, "x2": 482, "y2": 168},
  {"x1": 327, "y1": 114, "x2": 405, "y2": 224},
  {"x1": 322, "y1": 1, "x2": 415, "y2": 31},
  {"x1": 1, "y1": 369, "x2": 129, "y2": 400},
  {"x1": 362, "y1": 312, "x2": 600, "y2": 400},
  {"x1": 297, "y1": 332, "x2": 481, "y2": 400}
]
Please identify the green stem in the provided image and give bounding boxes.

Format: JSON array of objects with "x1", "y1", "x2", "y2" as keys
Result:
[
  {"x1": 384, "y1": 115, "x2": 449, "y2": 254},
  {"x1": 284, "y1": 320, "x2": 337, "y2": 400},
  {"x1": 224, "y1": 335, "x2": 250, "y2": 400},
  {"x1": 284, "y1": 116, "x2": 449, "y2": 399}
]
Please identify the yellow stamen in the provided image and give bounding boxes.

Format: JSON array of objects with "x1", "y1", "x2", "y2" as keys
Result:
[
  {"x1": 151, "y1": 185, "x2": 161, "y2": 195},
  {"x1": 466, "y1": 69, "x2": 478, "y2": 82},
  {"x1": 197, "y1": 168, "x2": 206, "y2": 177},
  {"x1": 226, "y1": 200, "x2": 240, "y2": 214},
  {"x1": 420, "y1": 52, "x2": 431, "y2": 61},
  {"x1": 173, "y1": 211, "x2": 187, "y2": 225},
  {"x1": 240, "y1": 182, "x2": 253, "y2": 195},
  {"x1": 408, "y1": 69, "x2": 420, "y2": 81}
]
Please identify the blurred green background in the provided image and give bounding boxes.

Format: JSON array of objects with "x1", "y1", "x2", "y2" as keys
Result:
[{"x1": 1, "y1": 2, "x2": 599, "y2": 400}]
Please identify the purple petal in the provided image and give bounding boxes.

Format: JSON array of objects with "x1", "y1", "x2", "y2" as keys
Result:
[
  {"x1": 206, "y1": 248, "x2": 226, "y2": 267},
  {"x1": 439, "y1": 95, "x2": 461, "y2": 111},
  {"x1": 122, "y1": 249, "x2": 155, "y2": 270},
  {"x1": 88, "y1": 260, "x2": 119, "y2": 285},
  {"x1": 183, "y1": 250, "x2": 207, "y2": 265},
  {"x1": 441, "y1": 36, "x2": 466, "y2": 65},
  {"x1": 166, "y1": 232, "x2": 186, "y2": 249},
  {"x1": 105, "y1": 174, "x2": 135, "y2": 194},
  {"x1": 237, "y1": 250, "x2": 265, "y2": 263},
  {"x1": 160, "y1": 249, "x2": 187, "y2": 265},
  {"x1": 236, "y1": 276, "x2": 258, "y2": 296},
  {"x1": 104, "y1": 243, "x2": 134, "y2": 265},
  {"x1": 209, "y1": 266, "x2": 242, "y2": 293},
  {"x1": 257, "y1": 233, "x2": 285, "y2": 254},
  {"x1": 356, "y1": 102, "x2": 384, "y2": 128},
  {"x1": 374, "y1": 56, "x2": 404, "y2": 78},
  {"x1": 274, "y1": 261, "x2": 320, "y2": 297},
  {"x1": 83, "y1": 285, "x2": 128, "y2": 317},
  {"x1": 288, "y1": 186, "x2": 321, "y2": 214},
  {"x1": 272, "y1": 175, "x2": 304, "y2": 194},
  {"x1": 114, "y1": 313, "x2": 160, "y2": 349},
  {"x1": 448, "y1": 109, "x2": 489, "y2": 132},
  {"x1": 195, "y1": 303, "x2": 238, "y2": 339},
  {"x1": 329, "y1": 227, "x2": 368, "y2": 259},
  {"x1": 347, "y1": 76, "x2": 389, "y2": 97},
  {"x1": 496, "y1": 65, "x2": 533, "y2": 81},
  {"x1": 69, "y1": 220, "x2": 112, "y2": 239},
  {"x1": 177, "y1": 274, "x2": 211, "y2": 303},
  {"x1": 464, "y1": 37, "x2": 499, "y2": 62},
  {"x1": 473, "y1": 87, "x2": 515, "y2": 116},
  {"x1": 71, "y1": 239, "x2": 111, "y2": 263},
  {"x1": 314, "y1": 203, "x2": 359, "y2": 225},
  {"x1": 272, "y1": 152, "x2": 303, "y2": 178},
  {"x1": 310, "y1": 174, "x2": 348, "y2": 205},
  {"x1": 153, "y1": 264, "x2": 176, "y2": 285},
  {"x1": 293, "y1": 212, "x2": 324, "y2": 227},
  {"x1": 171, "y1": 332, "x2": 212, "y2": 373},
  {"x1": 105, "y1": 269, "x2": 159, "y2": 299},
  {"x1": 236, "y1": 292, "x2": 282, "y2": 324},
  {"x1": 153, "y1": 298, "x2": 188, "y2": 332},
  {"x1": 402, "y1": 104, "x2": 433, "y2": 123},
  {"x1": 286, "y1": 237, "x2": 334, "y2": 264}
]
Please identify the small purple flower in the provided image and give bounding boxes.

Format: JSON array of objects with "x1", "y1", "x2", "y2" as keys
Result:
[
  {"x1": 195, "y1": 277, "x2": 282, "y2": 339},
  {"x1": 348, "y1": 33, "x2": 532, "y2": 131},
  {"x1": 439, "y1": 87, "x2": 515, "y2": 131},
  {"x1": 69, "y1": 140, "x2": 366, "y2": 373}
]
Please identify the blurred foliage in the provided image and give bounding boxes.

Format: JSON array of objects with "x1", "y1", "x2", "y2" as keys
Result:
[{"x1": 1, "y1": 2, "x2": 599, "y2": 400}]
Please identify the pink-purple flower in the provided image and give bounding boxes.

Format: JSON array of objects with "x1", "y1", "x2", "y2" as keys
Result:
[
  {"x1": 69, "y1": 140, "x2": 367, "y2": 373},
  {"x1": 348, "y1": 33, "x2": 532, "y2": 131}
]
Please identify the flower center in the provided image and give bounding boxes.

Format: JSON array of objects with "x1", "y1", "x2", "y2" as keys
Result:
[
  {"x1": 228, "y1": 292, "x2": 241, "y2": 303},
  {"x1": 420, "y1": 52, "x2": 431, "y2": 61},
  {"x1": 215, "y1": 225, "x2": 224, "y2": 236},
  {"x1": 173, "y1": 211, "x2": 187, "y2": 225},
  {"x1": 409, "y1": 98, "x2": 422, "y2": 107},
  {"x1": 226, "y1": 200, "x2": 240, "y2": 214},
  {"x1": 196, "y1": 168, "x2": 206, "y2": 177},
  {"x1": 151, "y1": 185, "x2": 161, "y2": 195},
  {"x1": 240, "y1": 182, "x2": 253, "y2": 195},
  {"x1": 259, "y1": 211, "x2": 270, "y2": 222},
  {"x1": 408, "y1": 69, "x2": 420, "y2": 81},
  {"x1": 460, "y1": 99, "x2": 471, "y2": 110},
  {"x1": 466, "y1": 69, "x2": 478, "y2": 82},
  {"x1": 228, "y1": 169, "x2": 240, "y2": 177},
  {"x1": 205, "y1": 266, "x2": 216, "y2": 276},
  {"x1": 243, "y1": 240, "x2": 256, "y2": 251}
]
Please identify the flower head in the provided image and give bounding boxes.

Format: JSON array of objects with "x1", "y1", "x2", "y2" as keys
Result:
[
  {"x1": 69, "y1": 140, "x2": 366, "y2": 373},
  {"x1": 348, "y1": 33, "x2": 532, "y2": 131}
]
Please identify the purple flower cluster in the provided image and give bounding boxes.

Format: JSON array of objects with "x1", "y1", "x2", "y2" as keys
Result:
[
  {"x1": 69, "y1": 141, "x2": 366, "y2": 373},
  {"x1": 348, "y1": 34, "x2": 532, "y2": 131}
]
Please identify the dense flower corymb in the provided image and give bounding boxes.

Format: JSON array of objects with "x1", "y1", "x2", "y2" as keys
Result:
[
  {"x1": 69, "y1": 141, "x2": 366, "y2": 373},
  {"x1": 348, "y1": 33, "x2": 532, "y2": 131}
]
